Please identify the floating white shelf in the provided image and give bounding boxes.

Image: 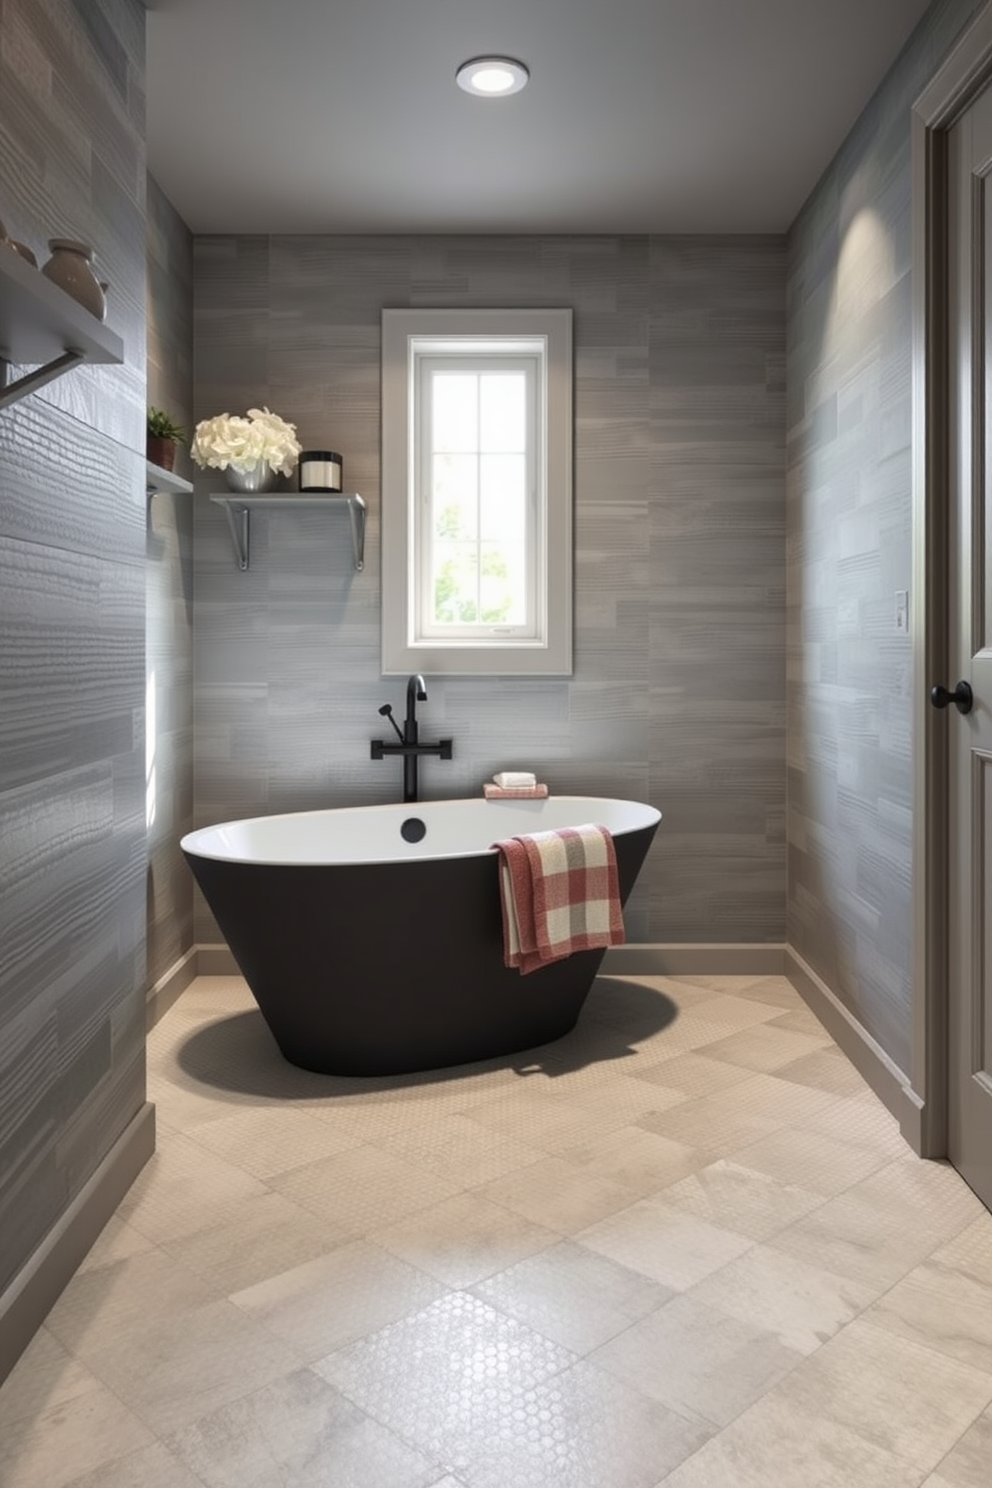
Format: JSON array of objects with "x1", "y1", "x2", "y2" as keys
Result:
[
  {"x1": 0, "y1": 246, "x2": 124, "y2": 410},
  {"x1": 146, "y1": 460, "x2": 193, "y2": 497},
  {"x1": 209, "y1": 492, "x2": 367, "y2": 573}
]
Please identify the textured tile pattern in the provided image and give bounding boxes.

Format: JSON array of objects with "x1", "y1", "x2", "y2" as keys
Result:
[
  {"x1": 192, "y1": 232, "x2": 785, "y2": 946},
  {"x1": 784, "y1": 0, "x2": 986, "y2": 1070},
  {"x1": 3, "y1": 970, "x2": 992, "y2": 1487},
  {"x1": 146, "y1": 174, "x2": 194, "y2": 993},
  {"x1": 0, "y1": 0, "x2": 148, "y2": 1301}
]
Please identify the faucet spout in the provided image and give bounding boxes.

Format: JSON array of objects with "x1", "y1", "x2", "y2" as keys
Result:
[{"x1": 406, "y1": 674, "x2": 427, "y2": 734}]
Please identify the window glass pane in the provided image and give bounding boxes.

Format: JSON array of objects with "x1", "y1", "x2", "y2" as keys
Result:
[
  {"x1": 432, "y1": 453, "x2": 478, "y2": 540},
  {"x1": 480, "y1": 373, "x2": 525, "y2": 452},
  {"x1": 433, "y1": 373, "x2": 478, "y2": 452},
  {"x1": 480, "y1": 542, "x2": 526, "y2": 624},
  {"x1": 433, "y1": 544, "x2": 479, "y2": 624},
  {"x1": 479, "y1": 454, "x2": 526, "y2": 542}
]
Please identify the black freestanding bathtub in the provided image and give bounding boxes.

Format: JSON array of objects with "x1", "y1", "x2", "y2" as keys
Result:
[{"x1": 181, "y1": 795, "x2": 661, "y2": 1076}]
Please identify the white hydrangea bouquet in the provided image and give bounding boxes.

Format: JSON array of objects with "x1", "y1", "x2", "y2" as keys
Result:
[{"x1": 190, "y1": 407, "x2": 302, "y2": 477}]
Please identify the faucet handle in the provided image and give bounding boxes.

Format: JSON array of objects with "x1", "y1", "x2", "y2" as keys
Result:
[{"x1": 378, "y1": 703, "x2": 404, "y2": 742}]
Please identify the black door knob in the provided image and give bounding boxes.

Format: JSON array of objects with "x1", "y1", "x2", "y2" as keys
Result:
[{"x1": 930, "y1": 680, "x2": 974, "y2": 714}]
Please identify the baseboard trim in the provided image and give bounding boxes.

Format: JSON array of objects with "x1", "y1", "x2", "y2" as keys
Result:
[
  {"x1": 785, "y1": 946, "x2": 919, "y2": 1150},
  {"x1": 603, "y1": 943, "x2": 787, "y2": 976},
  {"x1": 0, "y1": 1101, "x2": 156, "y2": 1388},
  {"x1": 146, "y1": 946, "x2": 199, "y2": 1029},
  {"x1": 197, "y1": 942, "x2": 239, "y2": 975}
]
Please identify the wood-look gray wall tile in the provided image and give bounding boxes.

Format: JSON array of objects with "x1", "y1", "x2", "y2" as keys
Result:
[
  {"x1": 784, "y1": 0, "x2": 985, "y2": 1074},
  {"x1": 0, "y1": 0, "x2": 147, "y2": 1302},
  {"x1": 193, "y1": 230, "x2": 785, "y2": 947}
]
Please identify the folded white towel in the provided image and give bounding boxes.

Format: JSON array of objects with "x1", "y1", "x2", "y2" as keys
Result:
[{"x1": 494, "y1": 771, "x2": 537, "y2": 789}]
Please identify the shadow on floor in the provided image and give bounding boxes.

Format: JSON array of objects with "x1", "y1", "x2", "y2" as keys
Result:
[{"x1": 172, "y1": 975, "x2": 678, "y2": 1102}]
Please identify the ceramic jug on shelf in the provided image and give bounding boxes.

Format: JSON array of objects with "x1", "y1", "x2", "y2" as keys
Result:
[{"x1": 41, "y1": 238, "x2": 107, "y2": 320}]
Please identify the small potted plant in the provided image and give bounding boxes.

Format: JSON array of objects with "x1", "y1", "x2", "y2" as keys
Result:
[{"x1": 146, "y1": 407, "x2": 187, "y2": 473}]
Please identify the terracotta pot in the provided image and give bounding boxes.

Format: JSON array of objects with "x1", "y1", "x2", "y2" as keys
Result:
[{"x1": 147, "y1": 435, "x2": 177, "y2": 472}]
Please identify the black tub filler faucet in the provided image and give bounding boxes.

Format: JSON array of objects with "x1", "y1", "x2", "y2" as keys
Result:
[{"x1": 370, "y1": 674, "x2": 453, "y2": 803}]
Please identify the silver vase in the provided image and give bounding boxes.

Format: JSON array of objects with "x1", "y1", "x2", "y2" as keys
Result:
[{"x1": 224, "y1": 461, "x2": 277, "y2": 493}]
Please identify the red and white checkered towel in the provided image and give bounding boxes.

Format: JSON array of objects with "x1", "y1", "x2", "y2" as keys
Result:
[{"x1": 492, "y1": 824, "x2": 625, "y2": 975}]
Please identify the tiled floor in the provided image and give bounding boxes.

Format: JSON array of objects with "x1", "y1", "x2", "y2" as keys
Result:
[{"x1": 2, "y1": 971, "x2": 992, "y2": 1487}]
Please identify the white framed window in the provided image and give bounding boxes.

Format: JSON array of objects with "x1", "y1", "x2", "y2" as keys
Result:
[{"x1": 381, "y1": 308, "x2": 573, "y2": 676}]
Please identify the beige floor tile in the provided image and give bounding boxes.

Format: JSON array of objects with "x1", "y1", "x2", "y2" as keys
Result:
[
  {"x1": 631, "y1": 1049, "x2": 757, "y2": 1097},
  {"x1": 471, "y1": 1239, "x2": 674, "y2": 1354},
  {"x1": 76, "y1": 1214, "x2": 158, "y2": 1272},
  {"x1": 560, "y1": 1122, "x2": 704, "y2": 1198},
  {"x1": 931, "y1": 1211, "x2": 992, "y2": 1284},
  {"x1": 451, "y1": 1359, "x2": 713, "y2": 1488},
  {"x1": 575, "y1": 1196, "x2": 754, "y2": 1290},
  {"x1": 113, "y1": 1132, "x2": 269, "y2": 1242},
  {"x1": 719, "y1": 976, "x2": 806, "y2": 1009},
  {"x1": 270, "y1": 1143, "x2": 465, "y2": 1235},
  {"x1": 693, "y1": 1023, "x2": 828, "y2": 1073},
  {"x1": 568, "y1": 1071, "x2": 689, "y2": 1123},
  {"x1": 314, "y1": 1292, "x2": 577, "y2": 1456},
  {"x1": 163, "y1": 1366, "x2": 438, "y2": 1487},
  {"x1": 687, "y1": 1242, "x2": 879, "y2": 1354},
  {"x1": 766, "y1": 1004, "x2": 838, "y2": 1039},
  {"x1": 371, "y1": 1110, "x2": 545, "y2": 1186},
  {"x1": 865, "y1": 1253, "x2": 992, "y2": 1375},
  {"x1": 801, "y1": 1089, "x2": 909, "y2": 1155},
  {"x1": 44, "y1": 1246, "x2": 218, "y2": 1358},
  {"x1": 655, "y1": 1158, "x2": 826, "y2": 1241},
  {"x1": 636, "y1": 1093, "x2": 784, "y2": 1158},
  {"x1": 660, "y1": 1392, "x2": 926, "y2": 1488},
  {"x1": 774, "y1": 1046, "x2": 871, "y2": 1095},
  {"x1": 459, "y1": 1086, "x2": 637, "y2": 1154},
  {"x1": 372, "y1": 1190, "x2": 558, "y2": 1287},
  {"x1": 921, "y1": 1404, "x2": 992, "y2": 1488},
  {"x1": 61, "y1": 1441, "x2": 207, "y2": 1488},
  {"x1": 10, "y1": 970, "x2": 992, "y2": 1488},
  {"x1": 768, "y1": 1158, "x2": 988, "y2": 1291},
  {"x1": 82, "y1": 1299, "x2": 302, "y2": 1437},
  {"x1": 159, "y1": 1189, "x2": 346, "y2": 1294},
  {"x1": 229, "y1": 1238, "x2": 448, "y2": 1360},
  {"x1": 0, "y1": 1328, "x2": 103, "y2": 1433},
  {"x1": 664, "y1": 992, "x2": 792, "y2": 1031},
  {"x1": 590, "y1": 1292, "x2": 803, "y2": 1427},
  {"x1": 185, "y1": 1103, "x2": 365, "y2": 1177},
  {"x1": 771, "y1": 1318, "x2": 992, "y2": 1473},
  {"x1": 0, "y1": 1381, "x2": 154, "y2": 1488},
  {"x1": 477, "y1": 1153, "x2": 643, "y2": 1233},
  {"x1": 728, "y1": 1123, "x2": 891, "y2": 1198}
]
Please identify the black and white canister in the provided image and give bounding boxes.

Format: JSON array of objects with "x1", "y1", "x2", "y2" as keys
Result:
[{"x1": 299, "y1": 450, "x2": 343, "y2": 492}]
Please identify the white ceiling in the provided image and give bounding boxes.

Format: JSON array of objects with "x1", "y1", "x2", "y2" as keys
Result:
[{"x1": 145, "y1": 0, "x2": 933, "y2": 236}]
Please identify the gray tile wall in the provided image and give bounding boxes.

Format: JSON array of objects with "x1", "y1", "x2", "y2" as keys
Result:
[
  {"x1": 785, "y1": 0, "x2": 984, "y2": 1074},
  {"x1": 0, "y1": 0, "x2": 147, "y2": 1297},
  {"x1": 193, "y1": 233, "x2": 786, "y2": 945},
  {"x1": 146, "y1": 175, "x2": 194, "y2": 993}
]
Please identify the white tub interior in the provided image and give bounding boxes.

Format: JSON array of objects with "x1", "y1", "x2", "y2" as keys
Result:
[{"x1": 181, "y1": 796, "x2": 661, "y2": 866}]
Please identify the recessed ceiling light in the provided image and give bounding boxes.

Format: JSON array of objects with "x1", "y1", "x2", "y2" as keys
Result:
[{"x1": 456, "y1": 56, "x2": 529, "y2": 97}]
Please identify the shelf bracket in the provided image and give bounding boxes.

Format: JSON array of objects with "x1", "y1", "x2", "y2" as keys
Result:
[
  {"x1": 347, "y1": 493, "x2": 366, "y2": 572},
  {"x1": 221, "y1": 500, "x2": 250, "y2": 571},
  {"x1": 0, "y1": 348, "x2": 85, "y2": 411},
  {"x1": 210, "y1": 493, "x2": 365, "y2": 573}
]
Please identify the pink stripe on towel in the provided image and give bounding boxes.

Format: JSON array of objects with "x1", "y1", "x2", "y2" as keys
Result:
[
  {"x1": 483, "y1": 783, "x2": 549, "y2": 799},
  {"x1": 492, "y1": 824, "x2": 624, "y2": 975}
]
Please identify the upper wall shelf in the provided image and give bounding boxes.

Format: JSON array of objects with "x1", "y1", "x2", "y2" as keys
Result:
[
  {"x1": 146, "y1": 460, "x2": 193, "y2": 497},
  {"x1": 0, "y1": 246, "x2": 124, "y2": 411},
  {"x1": 209, "y1": 492, "x2": 367, "y2": 573}
]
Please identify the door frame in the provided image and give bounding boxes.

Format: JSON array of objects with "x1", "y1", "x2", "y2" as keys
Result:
[{"x1": 911, "y1": 0, "x2": 992, "y2": 1157}]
